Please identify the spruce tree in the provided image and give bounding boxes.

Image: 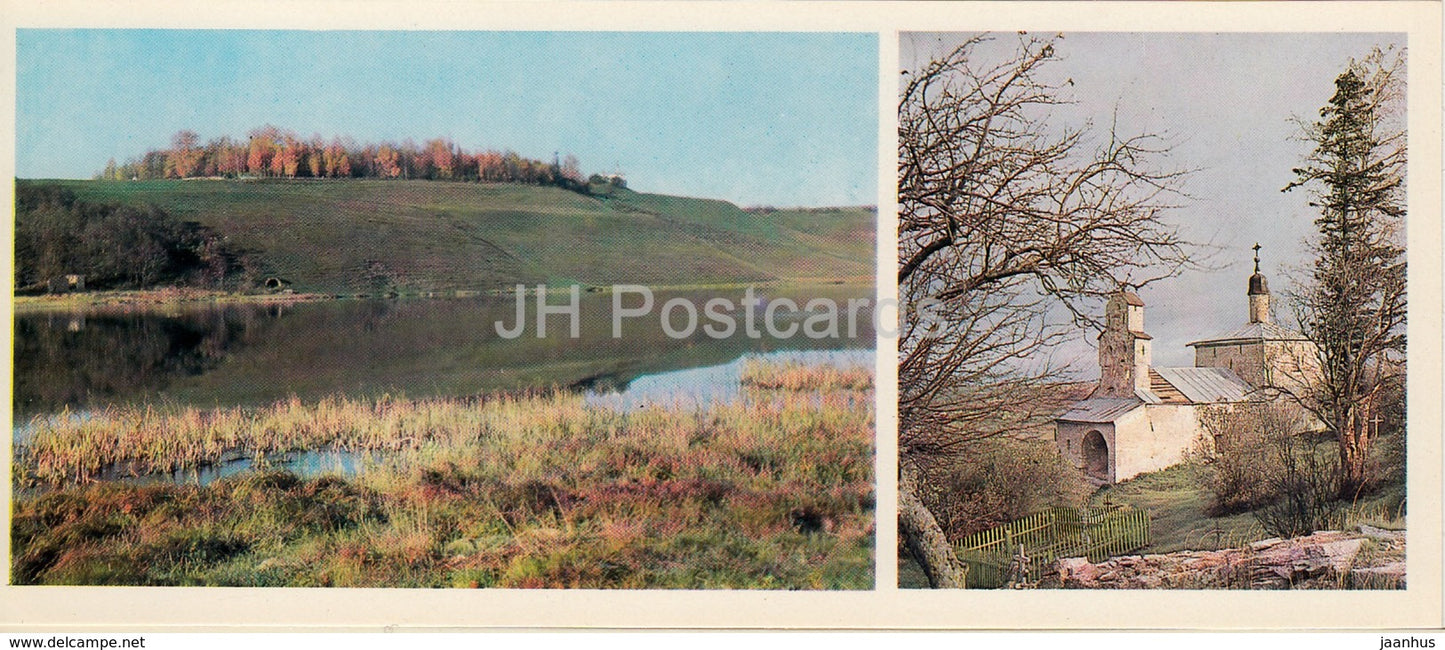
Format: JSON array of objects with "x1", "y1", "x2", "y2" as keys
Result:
[{"x1": 1286, "y1": 50, "x2": 1407, "y2": 498}]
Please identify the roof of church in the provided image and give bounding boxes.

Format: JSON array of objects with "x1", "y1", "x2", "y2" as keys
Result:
[
  {"x1": 1057, "y1": 397, "x2": 1144, "y2": 423},
  {"x1": 1150, "y1": 366, "x2": 1254, "y2": 403},
  {"x1": 1057, "y1": 366, "x2": 1255, "y2": 423},
  {"x1": 1186, "y1": 320, "x2": 1310, "y2": 347}
]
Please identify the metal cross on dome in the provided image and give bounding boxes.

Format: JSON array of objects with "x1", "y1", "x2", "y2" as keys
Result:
[{"x1": 1253, "y1": 242, "x2": 1262, "y2": 273}]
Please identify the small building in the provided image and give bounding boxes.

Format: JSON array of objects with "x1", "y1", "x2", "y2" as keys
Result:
[
  {"x1": 47, "y1": 274, "x2": 86, "y2": 293},
  {"x1": 1054, "y1": 250, "x2": 1319, "y2": 485}
]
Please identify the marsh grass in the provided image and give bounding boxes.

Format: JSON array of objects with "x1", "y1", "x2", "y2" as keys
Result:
[
  {"x1": 739, "y1": 359, "x2": 872, "y2": 392},
  {"x1": 13, "y1": 362, "x2": 875, "y2": 588}
]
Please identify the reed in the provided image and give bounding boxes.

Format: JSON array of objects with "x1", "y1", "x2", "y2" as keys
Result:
[
  {"x1": 739, "y1": 358, "x2": 872, "y2": 392},
  {"x1": 14, "y1": 361, "x2": 875, "y2": 588}
]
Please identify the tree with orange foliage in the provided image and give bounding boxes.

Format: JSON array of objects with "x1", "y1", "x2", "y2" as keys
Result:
[
  {"x1": 374, "y1": 145, "x2": 401, "y2": 179},
  {"x1": 166, "y1": 130, "x2": 202, "y2": 179},
  {"x1": 425, "y1": 138, "x2": 456, "y2": 180},
  {"x1": 247, "y1": 126, "x2": 280, "y2": 177}
]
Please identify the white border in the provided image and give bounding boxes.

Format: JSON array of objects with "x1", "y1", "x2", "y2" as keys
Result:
[{"x1": 1, "y1": 0, "x2": 1440, "y2": 631}]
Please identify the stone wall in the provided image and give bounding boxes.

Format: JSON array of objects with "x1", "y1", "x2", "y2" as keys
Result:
[
  {"x1": 1097, "y1": 295, "x2": 1150, "y2": 398},
  {"x1": 1194, "y1": 338, "x2": 1321, "y2": 394},
  {"x1": 1056, "y1": 404, "x2": 1200, "y2": 485},
  {"x1": 1097, "y1": 330, "x2": 1139, "y2": 397},
  {"x1": 1050, "y1": 528, "x2": 1405, "y2": 589},
  {"x1": 1263, "y1": 340, "x2": 1320, "y2": 395},
  {"x1": 1194, "y1": 341, "x2": 1267, "y2": 387}
]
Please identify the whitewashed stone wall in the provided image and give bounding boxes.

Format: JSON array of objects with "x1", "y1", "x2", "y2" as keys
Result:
[{"x1": 1113, "y1": 405, "x2": 1203, "y2": 482}]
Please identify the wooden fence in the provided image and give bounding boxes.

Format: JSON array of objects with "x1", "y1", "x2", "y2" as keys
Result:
[{"x1": 952, "y1": 505, "x2": 1150, "y2": 588}]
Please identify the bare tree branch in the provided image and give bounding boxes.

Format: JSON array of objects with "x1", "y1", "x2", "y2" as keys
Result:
[{"x1": 895, "y1": 33, "x2": 1198, "y2": 587}]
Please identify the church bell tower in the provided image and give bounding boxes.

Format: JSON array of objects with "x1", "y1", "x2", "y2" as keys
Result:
[
  {"x1": 1248, "y1": 243, "x2": 1270, "y2": 324},
  {"x1": 1096, "y1": 289, "x2": 1152, "y2": 399}
]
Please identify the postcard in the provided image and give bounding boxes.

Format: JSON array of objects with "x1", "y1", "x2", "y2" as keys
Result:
[{"x1": 1, "y1": 0, "x2": 1440, "y2": 632}]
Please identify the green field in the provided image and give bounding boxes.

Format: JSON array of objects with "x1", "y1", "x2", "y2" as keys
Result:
[
  {"x1": 1090, "y1": 463, "x2": 1269, "y2": 553},
  {"x1": 26, "y1": 179, "x2": 875, "y2": 293},
  {"x1": 1094, "y1": 450, "x2": 1406, "y2": 554}
]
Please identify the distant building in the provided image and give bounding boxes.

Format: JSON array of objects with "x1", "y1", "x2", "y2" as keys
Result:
[
  {"x1": 1054, "y1": 249, "x2": 1320, "y2": 484},
  {"x1": 47, "y1": 274, "x2": 86, "y2": 293},
  {"x1": 590, "y1": 170, "x2": 627, "y2": 188}
]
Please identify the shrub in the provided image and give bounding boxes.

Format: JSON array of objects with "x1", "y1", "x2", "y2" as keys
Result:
[
  {"x1": 1254, "y1": 431, "x2": 1344, "y2": 538},
  {"x1": 1367, "y1": 428, "x2": 1406, "y2": 494},
  {"x1": 1197, "y1": 395, "x2": 1406, "y2": 538},
  {"x1": 920, "y1": 437, "x2": 1088, "y2": 539},
  {"x1": 1196, "y1": 401, "x2": 1343, "y2": 537},
  {"x1": 1197, "y1": 401, "x2": 1345, "y2": 537},
  {"x1": 1195, "y1": 402, "x2": 1303, "y2": 515}
]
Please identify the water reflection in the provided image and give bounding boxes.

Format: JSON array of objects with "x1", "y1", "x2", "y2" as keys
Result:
[
  {"x1": 16, "y1": 287, "x2": 876, "y2": 489},
  {"x1": 585, "y1": 348, "x2": 872, "y2": 411},
  {"x1": 15, "y1": 286, "x2": 874, "y2": 419},
  {"x1": 13, "y1": 308, "x2": 270, "y2": 417},
  {"x1": 107, "y1": 449, "x2": 374, "y2": 488}
]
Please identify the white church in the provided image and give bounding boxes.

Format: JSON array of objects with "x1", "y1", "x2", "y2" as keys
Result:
[{"x1": 1054, "y1": 250, "x2": 1320, "y2": 485}]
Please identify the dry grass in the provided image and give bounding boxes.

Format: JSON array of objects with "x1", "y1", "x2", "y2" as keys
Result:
[
  {"x1": 739, "y1": 359, "x2": 872, "y2": 392},
  {"x1": 13, "y1": 362, "x2": 875, "y2": 588},
  {"x1": 22, "y1": 394, "x2": 508, "y2": 484}
]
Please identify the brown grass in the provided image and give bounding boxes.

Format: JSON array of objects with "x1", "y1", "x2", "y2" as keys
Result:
[
  {"x1": 739, "y1": 359, "x2": 872, "y2": 392},
  {"x1": 14, "y1": 362, "x2": 876, "y2": 588}
]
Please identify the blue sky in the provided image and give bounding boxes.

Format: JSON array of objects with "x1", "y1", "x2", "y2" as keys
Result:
[
  {"x1": 17, "y1": 30, "x2": 877, "y2": 207},
  {"x1": 903, "y1": 32, "x2": 1406, "y2": 371}
]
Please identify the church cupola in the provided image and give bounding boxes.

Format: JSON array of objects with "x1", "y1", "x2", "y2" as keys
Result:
[
  {"x1": 1248, "y1": 243, "x2": 1270, "y2": 324},
  {"x1": 1096, "y1": 288, "x2": 1153, "y2": 399}
]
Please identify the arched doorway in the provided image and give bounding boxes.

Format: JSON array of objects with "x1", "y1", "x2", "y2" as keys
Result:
[{"x1": 1083, "y1": 430, "x2": 1110, "y2": 482}]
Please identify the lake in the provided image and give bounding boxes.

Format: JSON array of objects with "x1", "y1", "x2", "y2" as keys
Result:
[{"x1": 14, "y1": 285, "x2": 876, "y2": 479}]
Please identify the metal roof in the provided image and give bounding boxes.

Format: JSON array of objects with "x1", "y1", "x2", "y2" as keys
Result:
[
  {"x1": 1187, "y1": 321, "x2": 1310, "y2": 347},
  {"x1": 1057, "y1": 397, "x2": 1145, "y2": 423},
  {"x1": 1151, "y1": 366, "x2": 1254, "y2": 403}
]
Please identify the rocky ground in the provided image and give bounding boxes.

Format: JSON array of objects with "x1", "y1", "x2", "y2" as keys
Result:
[{"x1": 1044, "y1": 525, "x2": 1405, "y2": 589}]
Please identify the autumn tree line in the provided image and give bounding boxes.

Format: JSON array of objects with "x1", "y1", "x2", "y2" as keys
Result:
[{"x1": 98, "y1": 126, "x2": 599, "y2": 189}]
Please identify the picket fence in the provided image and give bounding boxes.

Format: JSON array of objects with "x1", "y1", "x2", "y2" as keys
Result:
[{"x1": 952, "y1": 505, "x2": 1151, "y2": 588}]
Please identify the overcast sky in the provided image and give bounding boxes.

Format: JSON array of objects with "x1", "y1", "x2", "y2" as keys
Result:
[
  {"x1": 903, "y1": 32, "x2": 1406, "y2": 373},
  {"x1": 17, "y1": 30, "x2": 877, "y2": 208}
]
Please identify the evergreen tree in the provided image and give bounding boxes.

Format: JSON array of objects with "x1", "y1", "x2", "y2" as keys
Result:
[{"x1": 1285, "y1": 48, "x2": 1407, "y2": 498}]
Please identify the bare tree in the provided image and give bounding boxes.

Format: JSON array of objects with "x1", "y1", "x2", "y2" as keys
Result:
[
  {"x1": 897, "y1": 33, "x2": 1195, "y2": 587},
  {"x1": 1283, "y1": 47, "x2": 1407, "y2": 499}
]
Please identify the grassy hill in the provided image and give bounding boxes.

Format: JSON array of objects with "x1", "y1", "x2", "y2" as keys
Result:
[{"x1": 26, "y1": 179, "x2": 875, "y2": 294}]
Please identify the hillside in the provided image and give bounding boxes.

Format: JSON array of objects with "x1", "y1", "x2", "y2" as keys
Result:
[{"x1": 26, "y1": 179, "x2": 875, "y2": 293}]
